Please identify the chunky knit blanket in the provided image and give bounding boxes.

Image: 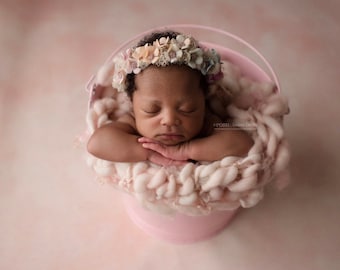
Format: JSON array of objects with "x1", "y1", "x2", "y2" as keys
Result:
[{"x1": 85, "y1": 58, "x2": 290, "y2": 216}]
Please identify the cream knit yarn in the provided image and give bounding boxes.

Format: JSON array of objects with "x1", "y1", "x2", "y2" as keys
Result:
[{"x1": 85, "y1": 58, "x2": 290, "y2": 215}]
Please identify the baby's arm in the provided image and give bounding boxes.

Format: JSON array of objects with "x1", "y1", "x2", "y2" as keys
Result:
[
  {"x1": 87, "y1": 120, "x2": 148, "y2": 162},
  {"x1": 87, "y1": 115, "x2": 187, "y2": 166},
  {"x1": 188, "y1": 110, "x2": 253, "y2": 161},
  {"x1": 186, "y1": 129, "x2": 253, "y2": 161}
]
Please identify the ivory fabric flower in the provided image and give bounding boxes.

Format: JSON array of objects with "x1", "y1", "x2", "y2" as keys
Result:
[
  {"x1": 188, "y1": 48, "x2": 204, "y2": 69},
  {"x1": 176, "y1": 34, "x2": 192, "y2": 49},
  {"x1": 167, "y1": 44, "x2": 183, "y2": 63}
]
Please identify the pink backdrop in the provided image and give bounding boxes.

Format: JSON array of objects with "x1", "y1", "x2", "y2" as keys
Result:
[{"x1": 1, "y1": 0, "x2": 339, "y2": 269}]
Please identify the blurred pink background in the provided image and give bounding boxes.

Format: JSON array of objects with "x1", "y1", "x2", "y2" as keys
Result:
[{"x1": 1, "y1": 0, "x2": 339, "y2": 269}]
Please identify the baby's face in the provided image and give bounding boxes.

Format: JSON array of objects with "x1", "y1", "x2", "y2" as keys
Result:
[{"x1": 132, "y1": 65, "x2": 206, "y2": 145}]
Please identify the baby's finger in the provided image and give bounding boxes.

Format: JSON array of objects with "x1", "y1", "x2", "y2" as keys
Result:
[
  {"x1": 138, "y1": 137, "x2": 156, "y2": 143},
  {"x1": 142, "y1": 142, "x2": 165, "y2": 154},
  {"x1": 150, "y1": 155, "x2": 187, "y2": 167}
]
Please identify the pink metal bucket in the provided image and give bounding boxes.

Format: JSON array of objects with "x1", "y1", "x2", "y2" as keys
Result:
[{"x1": 87, "y1": 24, "x2": 281, "y2": 244}]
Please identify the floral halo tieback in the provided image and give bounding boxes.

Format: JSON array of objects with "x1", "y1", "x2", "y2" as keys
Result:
[{"x1": 112, "y1": 34, "x2": 224, "y2": 92}]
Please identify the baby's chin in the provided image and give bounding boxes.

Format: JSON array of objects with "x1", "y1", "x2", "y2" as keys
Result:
[
  {"x1": 138, "y1": 131, "x2": 196, "y2": 145},
  {"x1": 154, "y1": 135, "x2": 188, "y2": 146}
]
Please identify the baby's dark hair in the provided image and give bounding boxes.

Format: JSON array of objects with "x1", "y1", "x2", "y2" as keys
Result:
[
  {"x1": 125, "y1": 30, "x2": 208, "y2": 99},
  {"x1": 136, "y1": 30, "x2": 179, "y2": 47}
]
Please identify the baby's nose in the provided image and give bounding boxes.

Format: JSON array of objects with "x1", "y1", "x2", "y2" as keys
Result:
[{"x1": 160, "y1": 109, "x2": 179, "y2": 126}]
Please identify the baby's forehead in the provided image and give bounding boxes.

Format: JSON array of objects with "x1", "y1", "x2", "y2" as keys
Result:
[
  {"x1": 135, "y1": 65, "x2": 201, "y2": 82},
  {"x1": 136, "y1": 94, "x2": 195, "y2": 104}
]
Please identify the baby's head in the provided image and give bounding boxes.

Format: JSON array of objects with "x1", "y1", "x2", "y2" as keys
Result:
[
  {"x1": 112, "y1": 31, "x2": 223, "y2": 145},
  {"x1": 124, "y1": 31, "x2": 210, "y2": 98}
]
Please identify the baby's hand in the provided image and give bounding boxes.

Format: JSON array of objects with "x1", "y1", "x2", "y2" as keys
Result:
[
  {"x1": 138, "y1": 137, "x2": 190, "y2": 162},
  {"x1": 146, "y1": 150, "x2": 187, "y2": 166}
]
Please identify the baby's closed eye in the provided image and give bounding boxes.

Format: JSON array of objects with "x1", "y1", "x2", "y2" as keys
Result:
[
  {"x1": 142, "y1": 105, "x2": 161, "y2": 114},
  {"x1": 178, "y1": 105, "x2": 197, "y2": 113}
]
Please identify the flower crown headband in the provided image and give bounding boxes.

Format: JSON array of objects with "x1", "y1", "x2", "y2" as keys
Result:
[{"x1": 111, "y1": 34, "x2": 224, "y2": 92}]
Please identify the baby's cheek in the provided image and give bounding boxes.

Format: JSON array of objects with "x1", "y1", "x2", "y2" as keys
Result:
[
  {"x1": 135, "y1": 118, "x2": 153, "y2": 137},
  {"x1": 186, "y1": 117, "x2": 204, "y2": 138}
]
